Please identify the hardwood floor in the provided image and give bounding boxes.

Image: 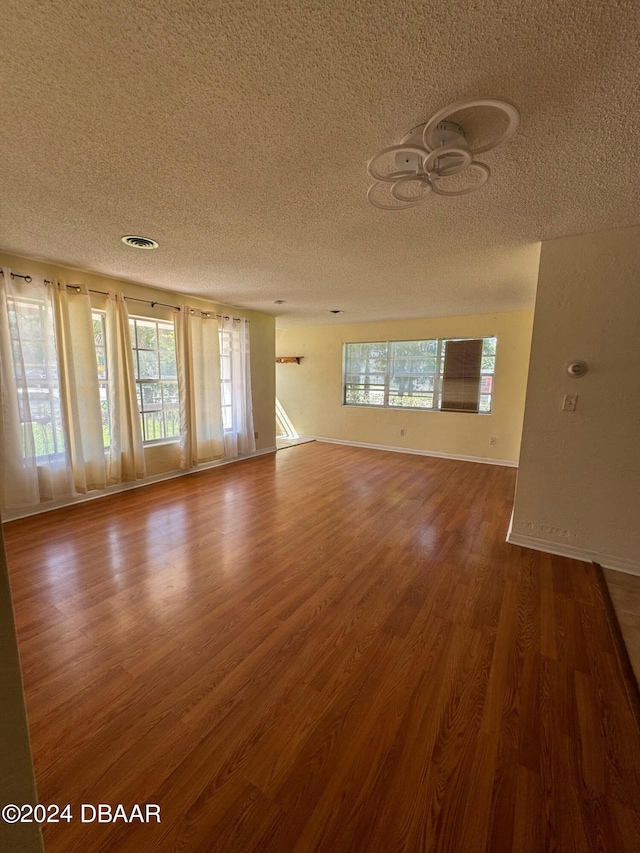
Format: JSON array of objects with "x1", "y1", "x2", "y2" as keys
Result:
[
  {"x1": 5, "y1": 442, "x2": 640, "y2": 853},
  {"x1": 603, "y1": 567, "x2": 640, "y2": 685}
]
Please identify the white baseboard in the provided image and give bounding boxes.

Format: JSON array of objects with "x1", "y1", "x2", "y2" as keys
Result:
[
  {"x1": 308, "y1": 436, "x2": 518, "y2": 468},
  {"x1": 1, "y1": 447, "x2": 277, "y2": 522},
  {"x1": 505, "y1": 523, "x2": 640, "y2": 577}
]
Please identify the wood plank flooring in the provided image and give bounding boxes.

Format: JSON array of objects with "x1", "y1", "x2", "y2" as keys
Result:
[
  {"x1": 4, "y1": 442, "x2": 640, "y2": 853},
  {"x1": 603, "y1": 567, "x2": 640, "y2": 686}
]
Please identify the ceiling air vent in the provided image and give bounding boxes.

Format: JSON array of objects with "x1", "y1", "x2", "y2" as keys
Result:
[{"x1": 121, "y1": 235, "x2": 159, "y2": 249}]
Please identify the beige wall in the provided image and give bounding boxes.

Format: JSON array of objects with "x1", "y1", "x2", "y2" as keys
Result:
[
  {"x1": 277, "y1": 310, "x2": 534, "y2": 464},
  {"x1": 511, "y1": 225, "x2": 640, "y2": 572},
  {"x1": 0, "y1": 251, "x2": 276, "y2": 482}
]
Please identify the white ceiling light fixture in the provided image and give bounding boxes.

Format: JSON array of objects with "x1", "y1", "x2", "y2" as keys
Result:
[{"x1": 366, "y1": 98, "x2": 520, "y2": 210}]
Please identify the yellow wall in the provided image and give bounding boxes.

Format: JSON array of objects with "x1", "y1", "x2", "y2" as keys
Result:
[
  {"x1": 0, "y1": 251, "x2": 276, "y2": 481},
  {"x1": 276, "y1": 310, "x2": 534, "y2": 464}
]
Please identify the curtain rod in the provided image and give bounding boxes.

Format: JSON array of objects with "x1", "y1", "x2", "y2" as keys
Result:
[{"x1": 0, "y1": 269, "x2": 246, "y2": 322}]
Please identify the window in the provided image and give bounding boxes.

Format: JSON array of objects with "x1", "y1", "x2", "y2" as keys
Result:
[
  {"x1": 92, "y1": 311, "x2": 110, "y2": 447},
  {"x1": 388, "y1": 339, "x2": 440, "y2": 409},
  {"x1": 343, "y1": 337, "x2": 497, "y2": 413},
  {"x1": 219, "y1": 328, "x2": 233, "y2": 430},
  {"x1": 129, "y1": 317, "x2": 180, "y2": 442},
  {"x1": 479, "y1": 337, "x2": 496, "y2": 413},
  {"x1": 8, "y1": 296, "x2": 65, "y2": 457}
]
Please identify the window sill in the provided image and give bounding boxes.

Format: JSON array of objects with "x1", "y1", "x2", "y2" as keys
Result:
[{"x1": 341, "y1": 403, "x2": 492, "y2": 415}]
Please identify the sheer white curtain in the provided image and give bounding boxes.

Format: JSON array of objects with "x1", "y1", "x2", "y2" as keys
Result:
[
  {"x1": 219, "y1": 316, "x2": 255, "y2": 457},
  {"x1": 0, "y1": 268, "x2": 75, "y2": 509},
  {"x1": 50, "y1": 281, "x2": 106, "y2": 493},
  {"x1": 105, "y1": 292, "x2": 146, "y2": 483},
  {"x1": 175, "y1": 307, "x2": 224, "y2": 468}
]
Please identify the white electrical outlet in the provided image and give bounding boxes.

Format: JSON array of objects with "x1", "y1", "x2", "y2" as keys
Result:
[
  {"x1": 399, "y1": 428, "x2": 405, "y2": 436},
  {"x1": 562, "y1": 394, "x2": 578, "y2": 412},
  {"x1": 489, "y1": 436, "x2": 496, "y2": 445}
]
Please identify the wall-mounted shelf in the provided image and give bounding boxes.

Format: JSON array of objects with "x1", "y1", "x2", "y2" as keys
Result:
[{"x1": 276, "y1": 356, "x2": 303, "y2": 364}]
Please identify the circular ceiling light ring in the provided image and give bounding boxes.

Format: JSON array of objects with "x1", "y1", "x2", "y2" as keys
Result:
[
  {"x1": 422, "y1": 98, "x2": 520, "y2": 155},
  {"x1": 424, "y1": 145, "x2": 472, "y2": 177},
  {"x1": 390, "y1": 176, "x2": 432, "y2": 203},
  {"x1": 367, "y1": 145, "x2": 428, "y2": 183},
  {"x1": 430, "y1": 161, "x2": 491, "y2": 196},
  {"x1": 366, "y1": 181, "x2": 427, "y2": 210}
]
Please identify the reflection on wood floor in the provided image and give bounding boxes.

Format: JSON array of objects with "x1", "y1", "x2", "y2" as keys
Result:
[
  {"x1": 604, "y1": 567, "x2": 640, "y2": 686},
  {"x1": 5, "y1": 442, "x2": 640, "y2": 853}
]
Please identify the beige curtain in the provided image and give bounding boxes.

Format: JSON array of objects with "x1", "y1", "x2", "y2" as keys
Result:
[
  {"x1": 0, "y1": 270, "x2": 39, "y2": 508},
  {"x1": 175, "y1": 307, "x2": 224, "y2": 468},
  {"x1": 106, "y1": 292, "x2": 146, "y2": 483},
  {"x1": 219, "y1": 316, "x2": 255, "y2": 457},
  {"x1": 50, "y1": 281, "x2": 106, "y2": 492},
  {"x1": 0, "y1": 269, "x2": 75, "y2": 508}
]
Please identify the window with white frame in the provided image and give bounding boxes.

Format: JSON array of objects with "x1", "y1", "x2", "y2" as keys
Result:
[
  {"x1": 129, "y1": 317, "x2": 180, "y2": 442},
  {"x1": 478, "y1": 337, "x2": 496, "y2": 413},
  {"x1": 219, "y1": 327, "x2": 233, "y2": 431},
  {"x1": 8, "y1": 296, "x2": 65, "y2": 457},
  {"x1": 343, "y1": 336, "x2": 497, "y2": 413},
  {"x1": 91, "y1": 311, "x2": 110, "y2": 447}
]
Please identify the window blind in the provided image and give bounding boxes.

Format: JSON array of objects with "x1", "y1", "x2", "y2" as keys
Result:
[{"x1": 440, "y1": 338, "x2": 483, "y2": 412}]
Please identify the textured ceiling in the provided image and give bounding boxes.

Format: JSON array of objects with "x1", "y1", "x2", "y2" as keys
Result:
[{"x1": 1, "y1": 0, "x2": 639, "y2": 328}]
